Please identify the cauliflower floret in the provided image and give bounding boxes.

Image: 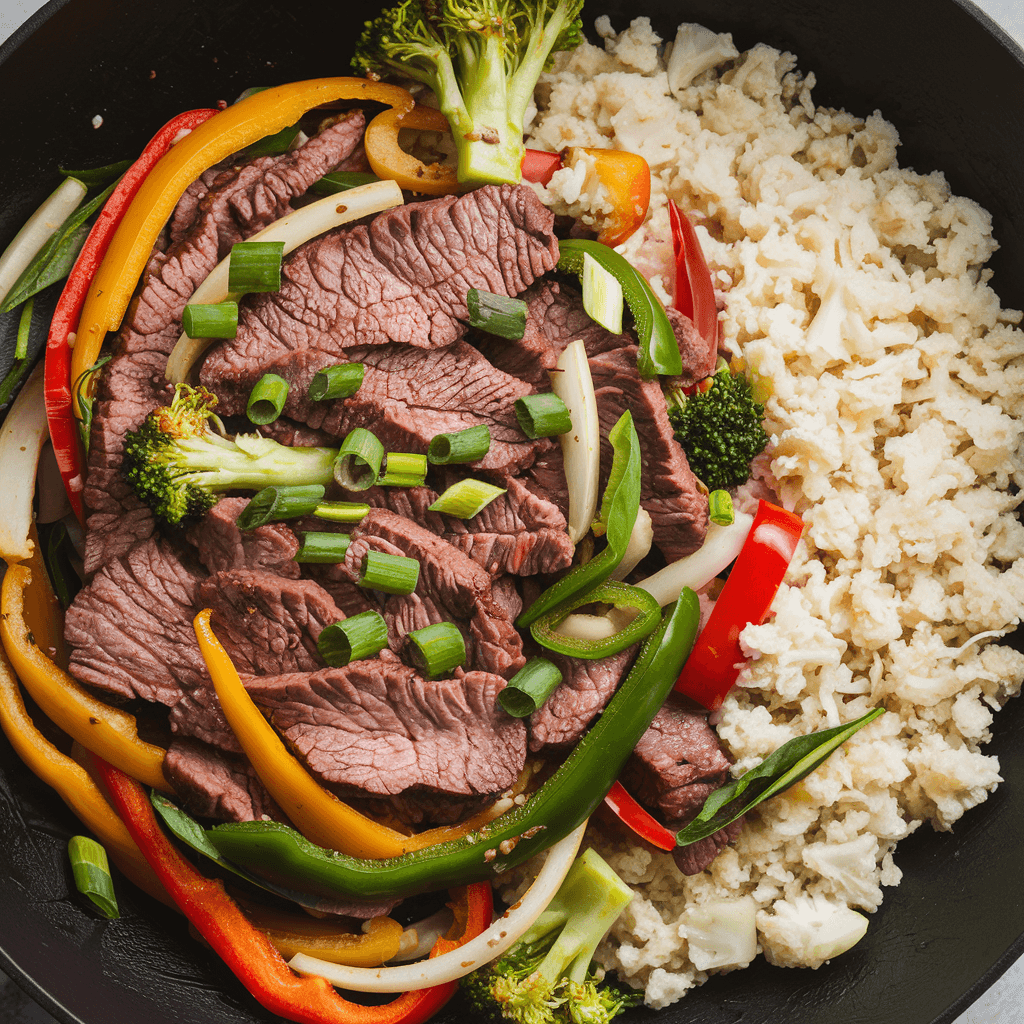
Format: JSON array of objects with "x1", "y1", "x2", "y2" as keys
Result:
[
  {"x1": 679, "y1": 897, "x2": 759, "y2": 971},
  {"x1": 801, "y1": 834, "x2": 884, "y2": 910},
  {"x1": 757, "y1": 894, "x2": 869, "y2": 968}
]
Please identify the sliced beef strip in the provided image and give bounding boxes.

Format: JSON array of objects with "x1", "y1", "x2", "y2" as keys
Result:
[
  {"x1": 82, "y1": 117, "x2": 367, "y2": 574},
  {"x1": 527, "y1": 646, "x2": 638, "y2": 752},
  {"x1": 199, "y1": 184, "x2": 560, "y2": 398},
  {"x1": 168, "y1": 685, "x2": 241, "y2": 754},
  {"x1": 244, "y1": 653, "x2": 526, "y2": 805},
  {"x1": 186, "y1": 497, "x2": 300, "y2": 577}
]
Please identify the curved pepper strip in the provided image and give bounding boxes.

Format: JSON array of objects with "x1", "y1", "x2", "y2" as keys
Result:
[
  {"x1": 364, "y1": 104, "x2": 461, "y2": 196},
  {"x1": 675, "y1": 500, "x2": 803, "y2": 711},
  {"x1": 68, "y1": 78, "x2": 416, "y2": 407},
  {"x1": 0, "y1": 563, "x2": 170, "y2": 792},
  {"x1": 205, "y1": 592, "x2": 700, "y2": 902},
  {"x1": 602, "y1": 781, "x2": 676, "y2": 851},
  {"x1": 44, "y1": 107, "x2": 219, "y2": 524},
  {"x1": 584, "y1": 149, "x2": 651, "y2": 249},
  {"x1": 96, "y1": 756, "x2": 491, "y2": 1024},
  {"x1": 668, "y1": 201, "x2": 718, "y2": 352},
  {"x1": 195, "y1": 609, "x2": 497, "y2": 859}
]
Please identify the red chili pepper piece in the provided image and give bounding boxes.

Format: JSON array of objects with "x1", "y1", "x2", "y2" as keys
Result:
[
  {"x1": 674, "y1": 500, "x2": 803, "y2": 711},
  {"x1": 520, "y1": 148, "x2": 563, "y2": 186},
  {"x1": 94, "y1": 756, "x2": 493, "y2": 1024},
  {"x1": 668, "y1": 201, "x2": 718, "y2": 351},
  {"x1": 44, "y1": 108, "x2": 219, "y2": 524},
  {"x1": 603, "y1": 780, "x2": 676, "y2": 851}
]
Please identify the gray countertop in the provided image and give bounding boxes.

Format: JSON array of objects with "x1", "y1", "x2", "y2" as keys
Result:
[{"x1": 0, "y1": 1, "x2": 1022, "y2": 1022}]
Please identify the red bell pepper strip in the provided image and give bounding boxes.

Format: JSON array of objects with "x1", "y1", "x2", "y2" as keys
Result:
[
  {"x1": 675, "y1": 500, "x2": 803, "y2": 711},
  {"x1": 44, "y1": 108, "x2": 219, "y2": 524},
  {"x1": 520, "y1": 148, "x2": 563, "y2": 187},
  {"x1": 603, "y1": 781, "x2": 676, "y2": 851},
  {"x1": 668, "y1": 201, "x2": 718, "y2": 351},
  {"x1": 95, "y1": 756, "x2": 493, "y2": 1024}
]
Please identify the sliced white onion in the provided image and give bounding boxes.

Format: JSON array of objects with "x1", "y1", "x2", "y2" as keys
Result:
[
  {"x1": 0, "y1": 362, "x2": 48, "y2": 563},
  {"x1": 165, "y1": 179, "x2": 405, "y2": 383},
  {"x1": 635, "y1": 511, "x2": 754, "y2": 606},
  {"x1": 289, "y1": 821, "x2": 587, "y2": 992},
  {"x1": 609, "y1": 506, "x2": 653, "y2": 580},
  {"x1": 0, "y1": 177, "x2": 87, "y2": 307},
  {"x1": 550, "y1": 340, "x2": 599, "y2": 544},
  {"x1": 388, "y1": 907, "x2": 453, "y2": 963},
  {"x1": 556, "y1": 605, "x2": 639, "y2": 642}
]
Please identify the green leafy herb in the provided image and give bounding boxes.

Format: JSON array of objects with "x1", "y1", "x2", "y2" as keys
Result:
[
  {"x1": 73, "y1": 354, "x2": 113, "y2": 453},
  {"x1": 41, "y1": 520, "x2": 81, "y2": 610},
  {"x1": 58, "y1": 160, "x2": 132, "y2": 187}
]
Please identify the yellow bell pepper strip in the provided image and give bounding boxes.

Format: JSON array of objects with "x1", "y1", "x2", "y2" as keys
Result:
[
  {"x1": 19, "y1": 523, "x2": 69, "y2": 670},
  {"x1": 363, "y1": 104, "x2": 461, "y2": 196},
  {"x1": 195, "y1": 608, "x2": 485, "y2": 859},
  {"x1": 572, "y1": 148, "x2": 651, "y2": 249},
  {"x1": 69, "y1": 78, "x2": 417, "y2": 408},
  {"x1": 0, "y1": 563, "x2": 171, "y2": 792},
  {"x1": 97, "y1": 755, "x2": 493, "y2": 1024}
]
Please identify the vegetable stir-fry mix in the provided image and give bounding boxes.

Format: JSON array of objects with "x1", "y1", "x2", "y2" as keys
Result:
[{"x1": 0, "y1": 5, "x2": 921, "y2": 1024}]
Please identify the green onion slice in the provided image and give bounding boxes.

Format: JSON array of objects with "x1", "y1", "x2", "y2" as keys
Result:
[
  {"x1": 246, "y1": 373, "x2": 290, "y2": 425},
  {"x1": 582, "y1": 250, "x2": 624, "y2": 334},
  {"x1": 333, "y1": 428, "x2": 385, "y2": 491},
  {"x1": 427, "y1": 478, "x2": 506, "y2": 519},
  {"x1": 427, "y1": 424, "x2": 491, "y2": 465},
  {"x1": 466, "y1": 288, "x2": 527, "y2": 340},
  {"x1": 529, "y1": 580, "x2": 661, "y2": 659},
  {"x1": 308, "y1": 363, "x2": 365, "y2": 402},
  {"x1": 182, "y1": 301, "x2": 239, "y2": 340},
  {"x1": 499, "y1": 657, "x2": 563, "y2": 718},
  {"x1": 709, "y1": 490, "x2": 735, "y2": 526},
  {"x1": 378, "y1": 452, "x2": 428, "y2": 488},
  {"x1": 228, "y1": 240, "x2": 285, "y2": 294},
  {"x1": 317, "y1": 611, "x2": 390, "y2": 666},
  {"x1": 294, "y1": 532, "x2": 352, "y2": 563},
  {"x1": 313, "y1": 501, "x2": 370, "y2": 524},
  {"x1": 514, "y1": 393, "x2": 572, "y2": 439},
  {"x1": 406, "y1": 622, "x2": 466, "y2": 678},
  {"x1": 310, "y1": 171, "x2": 381, "y2": 196},
  {"x1": 237, "y1": 484, "x2": 326, "y2": 530},
  {"x1": 67, "y1": 836, "x2": 119, "y2": 920},
  {"x1": 358, "y1": 549, "x2": 420, "y2": 595}
]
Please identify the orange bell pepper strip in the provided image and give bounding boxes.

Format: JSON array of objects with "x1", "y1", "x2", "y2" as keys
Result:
[
  {"x1": 0, "y1": 563, "x2": 171, "y2": 792},
  {"x1": 363, "y1": 104, "x2": 461, "y2": 196},
  {"x1": 69, "y1": 78, "x2": 416, "y2": 410},
  {"x1": 194, "y1": 608, "x2": 496, "y2": 858},
  {"x1": 579, "y1": 148, "x2": 651, "y2": 248},
  {"x1": 97, "y1": 755, "x2": 491, "y2": 1024}
]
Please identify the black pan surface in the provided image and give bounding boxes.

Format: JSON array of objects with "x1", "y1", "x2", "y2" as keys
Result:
[{"x1": 1, "y1": 2, "x2": 1023, "y2": 1022}]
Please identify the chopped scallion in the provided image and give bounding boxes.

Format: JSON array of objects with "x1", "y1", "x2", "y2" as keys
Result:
[
  {"x1": 308, "y1": 363, "x2": 365, "y2": 402},
  {"x1": 182, "y1": 301, "x2": 238, "y2": 339},
  {"x1": 466, "y1": 288, "x2": 527, "y2": 340},
  {"x1": 333, "y1": 428, "x2": 385, "y2": 490},
  {"x1": 709, "y1": 490, "x2": 735, "y2": 526},
  {"x1": 310, "y1": 171, "x2": 381, "y2": 196},
  {"x1": 358, "y1": 549, "x2": 420, "y2": 595},
  {"x1": 237, "y1": 484, "x2": 326, "y2": 530},
  {"x1": 246, "y1": 373, "x2": 290, "y2": 425},
  {"x1": 294, "y1": 532, "x2": 352, "y2": 563},
  {"x1": 406, "y1": 622, "x2": 465, "y2": 678},
  {"x1": 499, "y1": 657, "x2": 563, "y2": 718},
  {"x1": 582, "y1": 249, "x2": 624, "y2": 334},
  {"x1": 317, "y1": 611, "x2": 389, "y2": 666},
  {"x1": 378, "y1": 452, "x2": 428, "y2": 488},
  {"x1": 313, "y1": 501, "x2": 370, "y2": 524},
  {"x1": 427, "y1": 424, "x2": 491, "y2": 465},
  {"x1": 228, "y1": 240, "x2": 285, "y2": 294},
  {"x1": 67, "y1": 836, "x2": 119, "y2": 920},
  {"x1": 514, "y1": 393, "x2": 572, "y2": 439},
  {"x1": 427, "y1": 478, "x2": 506, "y2": 519}
]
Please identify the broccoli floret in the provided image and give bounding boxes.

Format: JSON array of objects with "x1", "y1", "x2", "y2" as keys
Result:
[
  {"x1": 667, "y1": 368, "x2": 769, "y2": 492},
  {"x1": 463, "y1": 848, "x2": 642, "y2": 1024},
  {"x1": 352, "y1": 0, "x2": 584, "y2": 187},
  {"x1": 122, "y1": 384, "x2": 338, "y2": 526}
]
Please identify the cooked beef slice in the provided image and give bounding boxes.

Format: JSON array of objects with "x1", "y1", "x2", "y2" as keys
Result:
[
  {"x1": 82, "y1": 118, "x2": 366, "y2": 574},
  {"x1": 672, "y1": 819, "x2": 745, "y2": 876},
  {"x1": 168, "y1": 686, "x2": 241, "y2": 754},
  {"x1": 66, "y1": 536, "x2": 207, "y2": 705},
  {"x1": 527, "y1": 646, "x2": 637, "y2": 752},
  {"x1": 199, "y1": 184, "x2": 560, "y2": 398},
  {"x1": 186, "y1": 497, "x2": 300, "y2": 577},
  {"x1": 197, "y1": 570, "x2": 341, "y2": 676},
  {"x1": 245, "y1": 654, "x2": 526, "y2": 802},
  {"x1": 344, "y1": 509, "x2": 525, "y2": 677}
]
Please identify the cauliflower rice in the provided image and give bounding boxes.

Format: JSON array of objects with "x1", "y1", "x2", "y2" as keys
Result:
[{"x1": 510, "y1": 16, "x2": 1024, "y2": 1007}]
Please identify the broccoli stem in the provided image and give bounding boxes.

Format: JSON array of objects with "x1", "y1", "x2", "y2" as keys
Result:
[{"x1": 175, "y1": 434, "x2": 338, "y2": 493}]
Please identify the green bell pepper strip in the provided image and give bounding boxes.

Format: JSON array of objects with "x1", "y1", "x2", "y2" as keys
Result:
[
  {"x1": 529, "y1": 579, "x2": 661, "y2": 659},
  {"x1": 516, "y1": 410, "x2": 641, "y2": 629},
  {"x1": 206, "y1": 590, "x2": 700, "y2": 901},
  {"x1": 557, "y1": 238, "x2": 681, "y2": 380}
]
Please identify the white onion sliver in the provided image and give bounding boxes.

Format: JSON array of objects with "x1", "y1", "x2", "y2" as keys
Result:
[
  {"x1": 609, "y1": 507, "x2": 653, "y2": 580},
  {"x1": 635, "y1": 511, "x2": 754, "y2": 606},
  {"x1": 550, "y1": 340, "x2": 599, "y2": 544},
  {"x1": 0, "y1": 177, "x2": 87, "y2": 307},
  {"x1": 388, "y1": 907, "x2": 453, "y2": 963},
  {"x1": 0, "y1": 363, "x2": 48, "y2": 563},
  {"x1": 165, "y1": 179, "x2": 405, "y2": 383},
  {"x1": 289, "y1": 821, "x2": 588, "y2": 992}
]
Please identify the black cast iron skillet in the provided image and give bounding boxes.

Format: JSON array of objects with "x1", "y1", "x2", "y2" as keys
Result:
[{"x1": 1, "y1": 1, "x2": 1023, "y2": 1022}]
